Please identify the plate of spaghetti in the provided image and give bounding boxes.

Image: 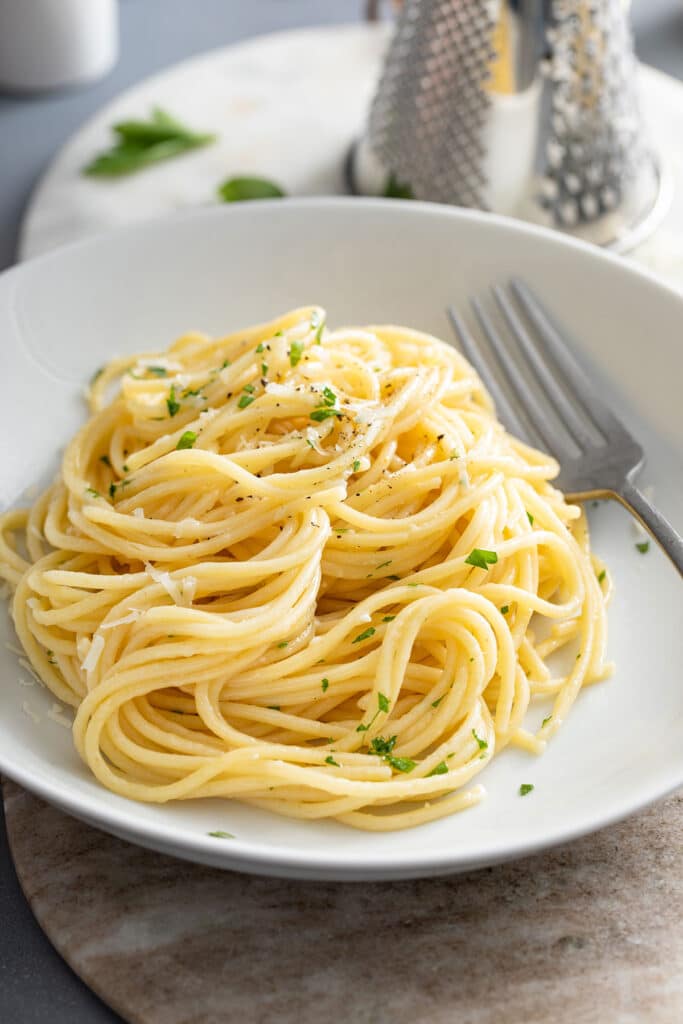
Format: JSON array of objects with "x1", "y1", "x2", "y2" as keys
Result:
[{"x1": 0, "y1": 200, "x2": 681, "y2": 879}]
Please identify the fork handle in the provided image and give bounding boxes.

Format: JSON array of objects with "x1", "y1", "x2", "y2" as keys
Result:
[{"x1": 615, "y1": 478, "x2": 683, "y2": 577}]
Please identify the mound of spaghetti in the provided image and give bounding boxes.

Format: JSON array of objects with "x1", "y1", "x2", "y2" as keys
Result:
[{"x1": 0, "y1": 307, "x2": 610, "y2": 830}]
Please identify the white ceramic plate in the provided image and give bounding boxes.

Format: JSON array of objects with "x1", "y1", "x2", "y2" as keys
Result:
[{"x1": 1, "y1": 200, "x2": 681, "y2": 880}]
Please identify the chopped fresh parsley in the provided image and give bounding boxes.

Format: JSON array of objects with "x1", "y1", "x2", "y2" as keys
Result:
[
  {"x1": 99, "y1": 454, "x2": 111, "y2": 467},
  {"x1": 378, "y1": 692, "x2": 390, "y2": 713},
  {"x1": 325, "y1": 755, "x2": 340, "y2": 767},
  {"x1": 527, "y1": 511, "x2": 534, "y2": 526},
  {"x1": 166, "y1": 384, "x2": 181, "y2": 417},
  {"x1": 541, "y1": 715, "x2": 552, "y2": 727},
  {"x1": 465, "y1": 548, "x2": 498, "y2": 570},
  {"x1": 472, "y1": 728, "x2": 488, "y2": 751},
  {"x1": 207, "y1": 830, "x2": 235, "y2": 839},
  {"x1": 500, "y1": 605, "x2": 509, "y2": 615},
  {"x1": 176, "y1": 430, "x2": 197, "y2": 450},
  {"x1": 147, "y1": 365, "x2": 168, "y2": 377},
  {"x1": 255, "y1": 342, "x2": 265, "y2": 353},
  {"x1": 267, "y1": 705, "x2": 280, "y2": 711},
  {"x1": 352, "y1": 626, "x2": 376, "y2": 644},
  {"x1": 597, "y1": 569, "x2": 606, "y2": 583},
  {"x1": 289, "y1": 340, "x2": 305, "y2": 367},
  {"x1": 321, "y1": 386, "x2": 337, "y2": 406},
  {"x1": 238, "y1": 392, "x2": 255, "y2": 409},
  {"x1": 243, "y1": 383, "x2": 255, "y2": 393},
  {"x1": 310, "y1": 407, "x2": 341, "y2": 422},
  {"x1": 311, "y1": 311, "x2": 325, "y2": 343},
  {"x1": 431, "y1": 696, "x2": 444, "y2": 708},
  {"x1": 276, "y1": 641, "x2": 289, "y2": 648},
  {"x1": 376, "y1": 560, "x2": 392, "y2": 570},
  {"x1": 218, "y1": 176, "x2": 285, "y2": 202},
  {"x1": 85, "y1": 487, "x2": 100, "y2": 498},
  {"x1": 109, "y1": 482, "x2": 117, "y2": 499},
  {"x1": 261, "y1": 362, "x2": 268, "y2": 376},
  {"x1": 353, "y1": 460, "x2": 361, "y2": 472},
  {"x1": 321, "y1": 678, "x2": 329, "y2": 692},
  {"x1": 519, "y1": 783, "x2": 534, "y2": 796},
  {"x1": 382, "y1": 615, "x2": 396, "y2": 623},
  {"x1": 387, "y1": 574, "x2": 401, "y2": 581},
  {"x1": 636, "y1": 541, "x2": 650, "y2": 554},
  {"x1": 427, "y1": 761, "x2": 448, "y2": 777},
  {"x1": 370, "y1": 735, "x2": 397, "y2": 756},
  {"x1": 388, "y1": 756, "x2": 416, "y2": 773}
]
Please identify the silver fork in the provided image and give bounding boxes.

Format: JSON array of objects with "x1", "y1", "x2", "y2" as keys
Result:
[{"x1": 448, "y1": 279, "x2": 683, "y2": 576}]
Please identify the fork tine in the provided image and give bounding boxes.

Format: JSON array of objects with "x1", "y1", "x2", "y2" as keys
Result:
[
  {"x1": 510, "y1": 279, "x2": 632, "y2": 442},
  {"x1": 469, "y1": 297, "x2": 574, "y2": 457},
  {"x1": 493, "y1": 285, "x2": 597, "y2": 450},
  {"x1": 447, "y1": 305, "x2": 531, "y2": 443}
]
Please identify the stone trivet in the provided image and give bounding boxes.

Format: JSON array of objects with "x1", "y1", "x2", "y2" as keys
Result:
[{"x1": 4, "y1": 778, "x2": 682, "y2": 1024}]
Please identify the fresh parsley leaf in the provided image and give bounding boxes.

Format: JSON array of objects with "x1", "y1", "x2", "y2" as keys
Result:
[
  {"x1": 382, "y1": 615, "x2": 396, "y2": 623},
  {"x1": 321, "y1": 386, "x2": 337, "y2": 406},
  {"x1": 383, "y1": 173, "x2": 414, "y2": 199},
  {"x1": 352, "y1": 626, "x2": 376, "y2": 644},
  {"x1": 261, "y1": 362, "x2": 268, "y2": 376},
  {"x1": 267, "y1": 705, "x2": 280, "y2": 711},
  {"x1": 541, "y1": 715, "x2": 552, "y2": 727},
  {"x1": 427, "y1": 761, "x2": 448, "y2": 777},
  {"x1": 386, "y1": 574, "x2": 401, "y2": 581},
  {"x1": 376, "y1": 560, "x2": 392, "y2": 570},
  {"x1": 527, "y1": 511, "x2": 534, "y2": 526},
  {"x1": 99, "y1": 454, "x2": 111, "y2": 467},
  {"x1": 238, "y1": 393, "x2": 255, "y2": 409},
  {"x1": 243, "y1": 383, "x2": 255, "y2": 394},
  {"x1": 597, "y1": 569, "x2": 606, "y2": 583},
  {"x1": 378, "y1": 692, "x2": 390, "y2": 713},
  {"x1": 255, "y1": 342, "x2": 265, "y2": 353},
  {"x1": 353, "y1": 459, "x2": 361, "y2": 472},
  {"x1": 465, "y1": 548, "x2": 498, "y2": 570},
  {"x1": 289, "y1": 340, "x2": 305, "y2": 367},
  {"x1": 207, "y1": 830, "x2": 235, "y2": 839},
  {"x1": 519, "y1": 783, "x2": 534, "y2": 796},
  {"x1": 84, "y1": 108, "x2": 215, "y2": 177},
  {"x1": 85, "y1": 487, "x2": 100, "y2": 498},
  {"x1": 636, "y1": 541, "x2": 649, "y2": 554},
  {"x1": 218, "y1": 176, "x2": 285, "y2": 202},
  {"x1": 276, "y1": 641, "x2": 289, "y2": 648},
  {"x1": 500, "y1": 605, "x2": 509, "y2": 615},
  {"x1": 176, "y1": 430, "x2": 197, "y2": 450},
  {"x1": 325, "y1": 755, "x2": 340, "y2": 767},
  {"x1": 431, "y1": 696, "x2": 444, "y2": 708},
  {"x1": 109, "y1": 482, "x2": 117, "y2": 499},
  {"x1": 166, "y1": 385, "x2": 180, "y2": 417},
  {"x1": 147, "y1": 365, "x2": 168, "y2": 377},
  {"x1": 472, "y1": 728, "x2": 488, "y2": 751},
  {"x1": 321, "y1": 678, "x2": 329, "y2": 692}
]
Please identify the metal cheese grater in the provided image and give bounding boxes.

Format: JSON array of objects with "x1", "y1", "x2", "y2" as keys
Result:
[{"x1": 351, "y1": 0, "x2": 670, "y2": 252}]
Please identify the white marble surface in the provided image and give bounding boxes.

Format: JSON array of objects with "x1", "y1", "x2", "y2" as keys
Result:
[{"x1": 17, "y1": 25, "x2": 683, "y2": 294}]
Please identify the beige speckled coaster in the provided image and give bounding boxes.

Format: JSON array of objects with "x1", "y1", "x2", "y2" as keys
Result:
[{"x1": 4, "y1": 778, "x2": 682, "y2": 1024}]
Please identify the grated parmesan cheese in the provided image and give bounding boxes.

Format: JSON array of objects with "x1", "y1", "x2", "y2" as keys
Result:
[
  {"x1": 100, "y1": 609, "x2": 141, "y2": 630},
  {"x1": 132, "y1": 507, "x2": 145, "y2": 519},
  {"x1": 22, "y1": 701, "x2": 40, "y2": 724},
  {"x1": 82, "y1": 633, "x2": 104, "y2": 673},
  {"x1": 145, "y1": 562, "x2": 182, "y2": 603},
  {"x1": 47, "y1": 703, "x2": 73, "y2": 729}
]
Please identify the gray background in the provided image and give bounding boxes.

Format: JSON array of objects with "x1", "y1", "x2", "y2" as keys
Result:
[{"x1": 0, "y1": 1, "x2": 681, "y2": 1021}]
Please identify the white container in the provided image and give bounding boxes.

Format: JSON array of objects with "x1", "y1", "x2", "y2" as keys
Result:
[{"x1": 0, "y1": 0, "x2": 118, "y2": 92}]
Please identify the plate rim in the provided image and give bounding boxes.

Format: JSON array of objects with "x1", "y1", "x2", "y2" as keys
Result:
[{"x1": 2, "y1": 196, "x2": 682, "y2": 880}]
